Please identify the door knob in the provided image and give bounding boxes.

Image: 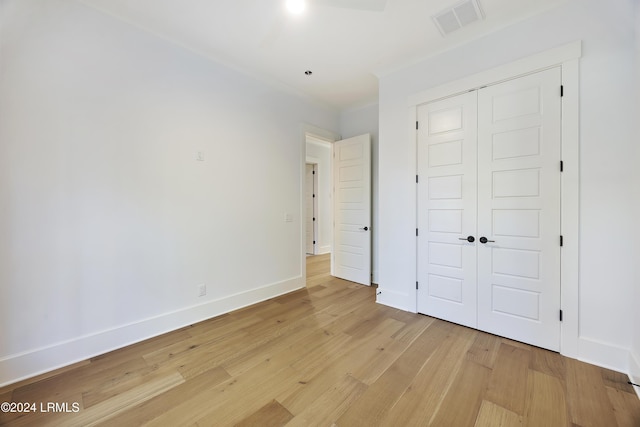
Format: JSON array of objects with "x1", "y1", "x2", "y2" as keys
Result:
[
  {"x1": 458, "y1": 236, "x2": 475, "y2": 243},
  {"x1": 479, "y1": 237, "x2": 495, "y2": 244},
  {"x1": 359, "y1": 226, "x2": 369, "y2": 231}
]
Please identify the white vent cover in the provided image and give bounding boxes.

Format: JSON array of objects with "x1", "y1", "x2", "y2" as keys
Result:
[{"x1": 433, "y1": 0, "x2": 484, "y2": 36}]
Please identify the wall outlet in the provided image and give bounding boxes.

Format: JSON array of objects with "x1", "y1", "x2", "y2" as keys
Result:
[{"x1": 198, "y1": 283, "x2": 206, "y2": 297}]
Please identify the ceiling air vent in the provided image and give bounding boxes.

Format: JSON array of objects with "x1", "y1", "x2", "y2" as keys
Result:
[{"x1": 433, "y1": 0, "x2": 484, "y2": 36}]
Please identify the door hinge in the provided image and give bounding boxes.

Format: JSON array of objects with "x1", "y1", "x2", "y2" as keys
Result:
[
  {"x1": 560, "y1": 85, "x2": 564, "y2": 97},
  {"x1": 560, "y1": 160, "x2": 564, "y2": 172},
  {"x1": 416, "y1": 281, "x2": 419, "y2": 290},
  {"x1": 560, "y1": 235, "x2": 563, "y2": 246},
  {"x1": 416, "y1": 175, "x2": 419, "y2": 183},
  {"x1": 313, "y1": 217, "x2": 316, "y2": 221},
  {"x1": 313, "y1": 240, "x2": 316, "y2": 245},
  {"x1": 416, "y1": 228, "x2": 419, "y2": 236},
  {"x1": 313, "y1": 194, "x2": 315, "y2": 198},
  {"x1": 416, "y1": 121, "x2": 419, "y2": 130},
  {"x1": 559, "y1": 310, "x2": 563, "y2": 321}
]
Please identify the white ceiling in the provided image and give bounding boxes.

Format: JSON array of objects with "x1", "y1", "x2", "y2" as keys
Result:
[{"x1": 79, "y1": 0, "x2": 569, "y2": 111}]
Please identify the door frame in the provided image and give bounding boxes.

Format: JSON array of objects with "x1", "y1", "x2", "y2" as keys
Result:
[
  {"x1": 299, "y1": 124, "x2": 340, "y2": 282},
  {"x1": 408, "y1": 41, "x2": 581, "y2": 358},
  {"x1": 305, "y1": 162, "x2": 318, "y2": 255}
]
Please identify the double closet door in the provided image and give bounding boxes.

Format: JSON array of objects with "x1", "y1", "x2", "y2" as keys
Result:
[{"x1": 417, "y1": 67, "x2": 562, "y2": 351}]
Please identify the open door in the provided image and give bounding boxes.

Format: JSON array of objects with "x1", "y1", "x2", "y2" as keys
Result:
[{"x1": 333, "y1": 134, "x2": 371, "y2": 285}]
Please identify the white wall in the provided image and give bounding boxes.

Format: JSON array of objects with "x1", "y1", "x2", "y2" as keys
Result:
[
  {"x1": 378, "y1": 0, "x2": 637, "y2": 373},
  {"x1": 306, "y1": 138, "x2": 333, "y2": 254},
  {"x1": 631, "y1": 0, "x2": 640, "y2": 397},
  {"x1": 339, "y1": 104, "x2": 379, "y2": 283},
  {"x1": 0, "y1": 0, "x2": 339, "y2": 386}
]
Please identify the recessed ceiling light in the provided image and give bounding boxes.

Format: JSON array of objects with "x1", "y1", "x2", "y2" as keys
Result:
[{"x1": 285, "y1": 0, "x2": 306, "y2": 15}]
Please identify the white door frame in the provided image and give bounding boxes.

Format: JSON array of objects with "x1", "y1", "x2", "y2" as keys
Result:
[
  {"x1": 408, "y1": 41, "x2": 581, "y2": 358},
  {"x1": 299, "y1": 124, "x2": 340, "y2": 281},
  {"x1": 305, "y1": 162, "x2": 318, "y2": 255}
]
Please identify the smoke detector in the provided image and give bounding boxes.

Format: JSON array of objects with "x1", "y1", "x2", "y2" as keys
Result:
[{"x1": 433, "y1": 0, "x2": 485, "y2": 36}]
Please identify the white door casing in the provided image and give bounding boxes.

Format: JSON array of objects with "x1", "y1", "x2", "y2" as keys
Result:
[
  {"x1": 417, "y1": 67, "x2": 562, "y2": 351},
  {"x1": 305, "y1": 163, "x2": 316, "y2": 255},
  {"x1": 476, "y1": 67, "x2": 562, "y2": 351},
  {"x1": 333, "y1": 134, "x2": 371, "y2": 285},
  {"x1": 417, "y1": 91, "x2": 478, "y2": 328}
]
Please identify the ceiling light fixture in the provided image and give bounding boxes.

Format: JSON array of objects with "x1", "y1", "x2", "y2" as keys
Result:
[
  {"x1": 285, "y1": 0, "x2": 306, "y2": 15},
  {"x1": 305, "y1": 70, "x2": 313, "y2": 76}
]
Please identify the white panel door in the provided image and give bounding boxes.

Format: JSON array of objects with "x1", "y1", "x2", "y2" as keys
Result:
[
  {"x1": 305, "y1": 164, "x2": 315, "y2": 255},
  {"x1": 417, "y1": 91, "x2": 478, "y2": 328},
  {"x1": 477, "y1": 67, "x2": 562, "y2": 350},
  {"x1": 333, "y1": 134, "x2": 371, "y2": 285}
]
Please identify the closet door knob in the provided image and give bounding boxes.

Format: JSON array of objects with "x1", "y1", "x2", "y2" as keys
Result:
[
  {"x1": 479, "y1": 237, "x2": 495, "y2": 244},
  {"x1": 458, "y1": 236, "x2": 475, "y2": 243}
]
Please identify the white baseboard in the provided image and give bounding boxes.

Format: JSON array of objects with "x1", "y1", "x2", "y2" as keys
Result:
[
  {"x1": 376, "y1": 288, "x2": 414, "y2": 313},
  {"x1": 577, "y1": 337, "x2": 630, "y2": 374},
  {"x1": 630, "y1": 350, "x2": 640, "y2": 399},
  {"x1": 0, "y1": 276, "x2": 304, "y2": 388}
]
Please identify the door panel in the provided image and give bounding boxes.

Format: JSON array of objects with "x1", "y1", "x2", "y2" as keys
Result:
[
  {"x1": 477, "y1": 67, "x2": 562, "y2": 351},
  {"x1": 417, "y1": 91, "x2": 478, "y2": 328},
  {"x1": 333, "y1": 134, "x2": 371, "y2": 285}
]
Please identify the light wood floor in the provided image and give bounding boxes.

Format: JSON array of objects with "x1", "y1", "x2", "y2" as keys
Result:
[{"x1": 1, "y1": 253, "x2": 639, "y2": 426}]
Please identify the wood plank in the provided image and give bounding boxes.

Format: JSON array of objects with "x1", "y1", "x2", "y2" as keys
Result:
[
  {"x1": 234, "y1": 399, "x2": 293, "y2": 427},
  {"x1": 524, "y1": 369, "x2": 567, "y2": 427},
  {"x1": 474, "y1": 400, "x2": 523, "y2": 427},
  {"x1": 566, "y1": 357, "x2": 617, "y2": 426},
  {"x1": 0, "y1": 359, "x2": 90, "y2": 396},
  {"x1": 465, "y1": 331, "x2": 502, "y2": 369},
  {"x1": 335, "y1": 320, "x2": 455, "y2": 426},
  {"x1": 280, "y1": 318, "x2": 406, "y2": 415},
  {"x1": 428, "y1": 359, "x2": 492, "y2": 426},
  {"x1": 377, "y1": 324, "x2": 477, "y2": 426},
  {"x1": 7, "y1": 372, "x2": 184, "y2": 427},
  {"x1": 601, "y1": 369, "x2": 637, "y2": 393},
  {"x1": 529, "y1": 346, "x2": 565, "y2": 381},
  {"x1": 81, "y1": 359, "x2": 161, "y2": 408},
  {"x1": 285, "y1": 375, "x2": 367, "y2": 427},
  {"x1": 605, "y1": 386, "x2": 640, "y2": 427},
  {"x1": 389, "y1": 314, "x2": 434, "y2": 343},
  {"x1": 11, "y1": 357, "x2": 151, "y2": 405},
  {"x1": 90, "y1": 367, "x2": 230, "y2": 427},
  {"x1": 485, "y1": 343, "x2": 532, "y2": 415},
  {"x1": 222, "y1": 313, "x2": 344, "y2": 377}
]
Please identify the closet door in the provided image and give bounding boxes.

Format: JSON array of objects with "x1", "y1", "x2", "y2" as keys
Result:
[
  {"x1": 417, "y1": 92, "x2": 478, "y2": 328},
  {"x1": 476, "y1": 67, "x2": 562, "y2": 351}
]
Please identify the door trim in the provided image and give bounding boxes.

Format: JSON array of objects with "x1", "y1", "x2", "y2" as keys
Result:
[
  {"x1": 408, "y1": 41, "x2": 581, "y2": 358},
  {"x1": 299, "y1": 124, "x2": 340, "y2": 283}
]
